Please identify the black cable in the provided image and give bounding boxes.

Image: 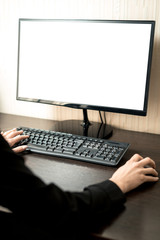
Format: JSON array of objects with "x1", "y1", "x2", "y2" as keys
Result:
[
  {"x1": 99, "y1": 111, "x2": 103, "y2": 124},
  {"x1": 103, "y1": 111, "x2": 106, "y2": 125}
]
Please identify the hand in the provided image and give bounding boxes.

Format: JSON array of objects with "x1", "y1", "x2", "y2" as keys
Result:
[
  {"x1": 110, "y1": 154, "x2": 159, "y2": 193},
  {"x1": 1, "y1": 128, "x2": 29, "y2": 153}
]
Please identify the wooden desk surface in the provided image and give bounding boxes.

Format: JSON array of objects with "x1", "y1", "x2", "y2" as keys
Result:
[{"x1": 1, "y1": 113, "x2": 160, "y2": 240}]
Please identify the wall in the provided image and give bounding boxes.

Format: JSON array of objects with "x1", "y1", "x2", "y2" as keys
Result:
[{"x1": 0, "y1": 0, "x2": 160, "y2": 134}]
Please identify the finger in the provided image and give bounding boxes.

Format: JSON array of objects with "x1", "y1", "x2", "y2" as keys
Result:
[
  {"x1": 9, "y1": 135, "x2": 29, "y2": 147},
  {"x1": 139, "y1": 157, "x2": 156, "y2": 169},
  {"x1": 143, "y1": 167, "x2": 159, "y2": 177},
  {"x1": 144, "y1": 175, "x2": 159, "y2": 182},
  {"x1": 13, "y1": 145, "x2": 28, "y2": 153},
  {"x1": 2, "y1": 128, "x2": 17, "y2": 137},
  {"x1": 129, "y1": 154, "x2": 143, "y2": 162},
  {"x1": 5, "y1": 130, "x2": 24, "y2": 139}
]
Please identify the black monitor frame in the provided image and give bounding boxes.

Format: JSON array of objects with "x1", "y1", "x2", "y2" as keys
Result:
[
  {"x1": 16, "y1": 19, "x2": 155, "y2": 138},
  {"x1": 17, "y1": 19, "x2": 155, "y2": 116}
]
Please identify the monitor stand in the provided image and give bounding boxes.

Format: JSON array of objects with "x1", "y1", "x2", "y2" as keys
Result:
[{"x1": 53, "y1": 109, "x2": 113, "y2": 139}]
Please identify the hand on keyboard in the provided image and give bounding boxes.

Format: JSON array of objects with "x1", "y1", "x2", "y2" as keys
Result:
[{"x1": 1, "y1": 128, "x2": 29, "y2": 153}]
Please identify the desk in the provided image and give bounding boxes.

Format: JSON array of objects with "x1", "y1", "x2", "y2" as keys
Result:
[{"x1": 1, "y1": 113, "x2": 160, "y2": 240}]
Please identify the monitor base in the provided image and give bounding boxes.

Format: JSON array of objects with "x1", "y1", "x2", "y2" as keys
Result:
[{"x1": 53, "y1": 119, "x2": 113, "y2": 139}]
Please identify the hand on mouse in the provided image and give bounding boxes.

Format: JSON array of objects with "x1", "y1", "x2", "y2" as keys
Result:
[{"x1": 110, "y1": 154, "x2": 159, "y2": 193}]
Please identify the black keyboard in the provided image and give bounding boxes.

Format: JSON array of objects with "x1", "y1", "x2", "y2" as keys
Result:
[{"x1": 17, "y1": 127, "x2": 130, "y2": 166}]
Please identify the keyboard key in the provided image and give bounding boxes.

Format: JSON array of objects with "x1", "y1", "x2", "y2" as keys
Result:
[
  {"x1": 28, "y1": 143, "x2": 47, "y2": 151},
  {"x1": 93, "y1": 155, "x2": 104, "y2": 161},
  {"x1": 63, "y1": 150, "x2": 74, "y2": 155},
  {"x1": 54, "y1": 148, "x2": 63, "y2": 153}
]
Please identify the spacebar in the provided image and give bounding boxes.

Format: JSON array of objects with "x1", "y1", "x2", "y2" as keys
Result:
[{"x1": 27, "y1": 143, "x2": 47, "y2": 151}]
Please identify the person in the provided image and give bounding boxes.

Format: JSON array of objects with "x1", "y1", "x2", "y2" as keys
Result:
[{"x1": 0, "y1": 128, "x2": 159, "y2": 240}]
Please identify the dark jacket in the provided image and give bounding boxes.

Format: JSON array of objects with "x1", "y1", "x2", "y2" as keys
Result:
[{"x1": 0, "y1": 134, "x2": 126, "y2": 239}]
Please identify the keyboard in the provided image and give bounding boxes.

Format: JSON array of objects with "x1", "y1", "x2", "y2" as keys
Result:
[{"x1": 16, "y1": 127, "x2": 130, "y2": 166}]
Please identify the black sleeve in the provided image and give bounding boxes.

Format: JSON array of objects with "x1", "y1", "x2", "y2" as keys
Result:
[{"x1": 0, "y1": 134, "x2": 126, "y2": 238}]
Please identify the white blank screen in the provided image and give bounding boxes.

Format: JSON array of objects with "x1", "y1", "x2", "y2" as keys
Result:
[{"x1": 18, "y1": 20, "x2": 152, "y2": 112}]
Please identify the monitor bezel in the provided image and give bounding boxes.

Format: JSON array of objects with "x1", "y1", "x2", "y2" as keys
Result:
[{"x1": 17, "y1": 18, "x2": 155, "y2": 116}]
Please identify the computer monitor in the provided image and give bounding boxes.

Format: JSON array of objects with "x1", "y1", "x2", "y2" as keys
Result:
[{"x1": 17, "y1": 19, "x2": 155, "y2": 138}]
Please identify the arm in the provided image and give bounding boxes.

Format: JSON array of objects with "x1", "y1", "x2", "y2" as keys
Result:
[
  {"x1": 0, "y1": 134, "x2": 125, "y2": 235},
  {"x1": 0, "y1": 131, "x2": 159, "y2": 237}
]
